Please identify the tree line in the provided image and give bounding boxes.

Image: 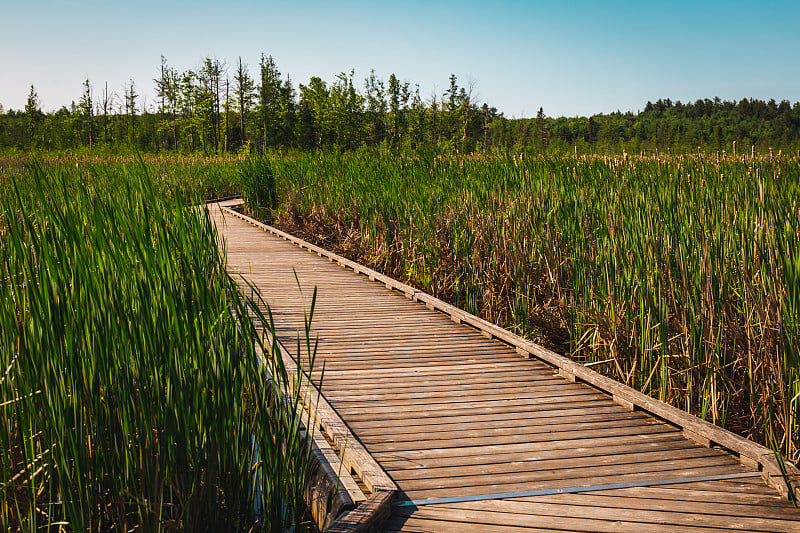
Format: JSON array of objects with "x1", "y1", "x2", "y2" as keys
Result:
[{"x1": 2, "y1": 55, "x2": 799, "y2": 155}]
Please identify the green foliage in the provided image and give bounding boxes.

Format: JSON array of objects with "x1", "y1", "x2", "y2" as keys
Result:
[
  {"x1": 268, "y1": 151, "x2": 800, "y2": 462},
  {"x1": 9, "y1": 54, "x2": 800, "y2": 156},
  {"x1": 240, "y1": 157, "x2": 277, "y2": 222},
  {"x1": 0, "y1": 161, "x2": 315, "y2": 531}
]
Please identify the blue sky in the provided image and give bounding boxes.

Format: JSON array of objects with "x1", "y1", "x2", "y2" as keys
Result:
[{"x1": 2, "y1": 0, "x2": 798, "y2": 117}]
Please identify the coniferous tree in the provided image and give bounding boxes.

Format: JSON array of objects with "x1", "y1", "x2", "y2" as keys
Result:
[
  {"x1": 459, "y1": 80, "x2": 475, "y2": 145},
  {"x1": 300, "y1": 77, "x2": 331, "y2": 148},
  {"x1": 223, "y1": 77, "x2": 230, "y2": 152},
  {"x1": 234, "y1": 57, "x2": 254, "y2": 151},
  {"x1": 295, "y1": 88, "x2": 316, "y2": 150},
  {"x1": 258, "y1": 55, "x2": 282, "y2": 151},
  {"x1": 5, "y1": 53, "x2": 800, "y2": 155},
  {"x1": 152, "y1": 59, "x2": 182, "y2": 150},
  {"x1": 330, "y1": 71, "x2": 364, "y2": 150},
  {"x1": 407, "y1": 84, "x2": 426, "y2": 149},
  {"x1": 179, "y1": 71, "x2": 197, "y2": 151},
  {"x1": 212, "y1": 59, "x2": 224, "y2": 151},
  {"x1": 198, "y1": 58, "x2": 224, "y2": 152},
  {"x1": 586, "y1": 116, "x2": 597, "y2": 144},
  {"x1": 79, "y1": 79, "x2": 94, "y2": 149},
  {"x1": 101, "y1": 82, "x2": 112, "y2": 145},
  {"x1": 364, "y1": 70, "x2": 386, "y2": 146},
  {"x1": 386, "y1": 74, "x2": 409, "y2": 149},
  {"x1": 24, "y1": 84, "x2": 42, "y2": 149},
  {"x1": 482, "y1": 103, "x2": 489, "y2": 150},
  {"x1": 155, "y1": 56, "x2": 168, "y2": 149},
  {"x1": 444, "y1": 74, "x2": 460, "y2": 142},
  {"x1": 165, "y1": 66, "x2": 181, "y2": 150},
  {"x1": 430, "y1": 91, "x2": 439, "y2": 145},
  {"x1": 278, "y1": 76, "x2": 297, "y2": 147},
  {"x1": 155, "y1": 56, "x2": 183, "y2": 150},
  {"x1": 125, "y1": 80, "x2": 137, "y2": 145},
  {"x1": 536, "y1": 107, "x2": 548, "y2": 150}
]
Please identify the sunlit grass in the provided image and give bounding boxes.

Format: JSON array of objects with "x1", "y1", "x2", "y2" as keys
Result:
[
  {"x1": 0, "y1": 161, "x2": 314, "y2": 531},
  {"x1": 268, "y1": 151, "x2": 800, "y2": 462}
]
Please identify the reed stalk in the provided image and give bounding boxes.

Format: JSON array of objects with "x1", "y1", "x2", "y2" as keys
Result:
[
  {"x1": 267, "y1": 151, "x2": 800, "y2": 461},
  {"x1": 0, "y1": 161, "x2": 314, "y2": 531}
]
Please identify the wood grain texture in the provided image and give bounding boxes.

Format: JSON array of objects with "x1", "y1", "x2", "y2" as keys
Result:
[{"x1": 326, "y1": 490, "x2": 395, "y2": 533}]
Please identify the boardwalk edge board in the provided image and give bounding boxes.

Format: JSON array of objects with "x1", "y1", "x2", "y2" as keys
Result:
[
  {"x1": 248, "y1": 293, "x2": 398, "y2": 532},
  {"x1": 252, "y1": 339, "x2": 369, "y2": 531},
  {"x1": 305, "y1": 425, "x2": 362, "y2": 530},
  {"x1": 219, "y1": 200, "x2": 800, "y2": 501}
]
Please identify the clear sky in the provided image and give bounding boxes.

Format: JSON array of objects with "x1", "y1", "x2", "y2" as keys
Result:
[{"x1": 2, "y1": 0, "x2": 798, "y2": 118}]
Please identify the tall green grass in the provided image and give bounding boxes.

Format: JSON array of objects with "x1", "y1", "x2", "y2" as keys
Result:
[
  {"x1": 239, "y1": 157, "x2": 278, "y2": 222},
  {"x1": 267, "y1": 151, "x2": 800, "y2": 462},
  {"x1": 0, "y1": 161, "x2": 314, "y2": 531},
  {"x1": 0, "y1": 153, "x2": 245, "y2": 202}
]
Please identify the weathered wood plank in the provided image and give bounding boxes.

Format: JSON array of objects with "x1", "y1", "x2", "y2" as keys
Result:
[
  {"x1": 329, "y1": 387, "x2": 602, "y2": 409},
  {"x1": 377, "y1": 436, "x2": 696, "y2": 470},
  {"x1": 337, "y1": 397, "x2": 624, "y2": 423},
  {"x1": 393, "y1": 501, "x2": 800, "y2": 532},
  {"x1": 324, "y1": 490, "x2": 394, "y2": 533},
  {"x1": 399, "y1": 464, "x2": 752, "y2": 500},
  {"x1": 387, "y1": 447, "x2": 725, "y2": 482},
  {"x1": 387, "y1": 507, "x2": 762, "y2": 533},
  {"x1": 363, "y1": 424, "x2": 681, "y2": 454},
  {"x1": 358, "y1": 417, "x2": 668, "y2": 447},
  {"x1": 510, "y1": 492, "x2": 800, "y2": 520},
  {"x1": 350, "y1": 410, "x2": 649, "y2": 436}
]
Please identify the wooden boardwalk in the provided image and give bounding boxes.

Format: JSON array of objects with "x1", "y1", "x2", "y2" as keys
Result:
[{"x1": 211, "y1": 201, "x2": 800, "y2": 532}]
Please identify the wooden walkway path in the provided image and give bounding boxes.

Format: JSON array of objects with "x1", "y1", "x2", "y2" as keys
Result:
[{"x1": 211, "y1": 201, "x2": 800, "y2": 532}]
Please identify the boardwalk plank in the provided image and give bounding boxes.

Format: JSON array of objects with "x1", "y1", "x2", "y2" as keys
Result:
[
  {"x1": 510, "y1": 492, "x2": 800, "y2": 520},
  {"x1": 350, "y1": 410, "x2": 650, "y2": 436},
  {"x1": 392, "y1": 503, "x2": 800, "y2": 532},
  {"x1": 399, "y1": 464, "x2": 751, "y2": 499},
  {"x1": 387, "y1": 447, "x2": 725, "y2": 481},
  {"x1": 358, "y1": 418, "x2": 668, "y2": 446},
  {"x1": 376, "y1": 437, "x2": 699, "y2": 471}
]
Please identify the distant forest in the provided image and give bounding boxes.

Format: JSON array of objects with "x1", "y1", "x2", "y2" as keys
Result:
[{"x1": 2, "y1": 55, "x2": 800, "y2": 155}]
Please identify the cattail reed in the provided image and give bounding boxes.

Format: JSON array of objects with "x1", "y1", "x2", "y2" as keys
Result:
[
  {"x1": 1, "y1": 161, "x2": 315, "y2": 531},
  {"x1": 267, "y1": 151, "x2": 800, "y2": 462}
]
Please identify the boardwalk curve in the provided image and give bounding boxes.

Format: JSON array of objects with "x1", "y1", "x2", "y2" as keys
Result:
[{"x1": 211, "y1": 200, "x2": 800, "y2": 532}]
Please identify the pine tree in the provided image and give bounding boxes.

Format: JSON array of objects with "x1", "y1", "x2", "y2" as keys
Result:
[
  {"x1": 125, "y1": 80, "x2": 137, "y2": 145},
  {"x1": 536, "y1": 107, "x2": 548, "y2": 150},
  {"x1": 101, "y1": 82, "x2": 111, "y2": 145},
  {"x1": 364, "y1": 70, "x2": 386, "y2": 146},
  {"x1": 234, "y1": 57, "x2": 254, "y2": 150},
  {"x1": 330, "y1": 70, "x2": 364, "y2": 150},
  {"x1": 299, "y1": 77, "x2": 331, "y2": 148},
  {"x1": 24, "y1": 84, "x2": 42, "y2": 148},
  {"x1": 278, "y1": 76, "x2": 297, "y2": 147},
  {"x1": 258, "y1": 55, "x2": 282, "y2": 151},
  {"x1": 295, "y1": 88, "x2": 316, "y2": 150},
  {"x1": 79, "y1": 79, "x2": 94, "y2": 149},
  {"x1": 223, "y1": 77, "x2": 230, "y2": 152},
  {"x1": 386, "y1": 74, "x2": 409, "y2": 149},
  {"x1": 154, "y1": 56, "x2": 174, "y2": 149},
  {"x1": 199, "y1": 58, "x2": 224, "y2": 152}
]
